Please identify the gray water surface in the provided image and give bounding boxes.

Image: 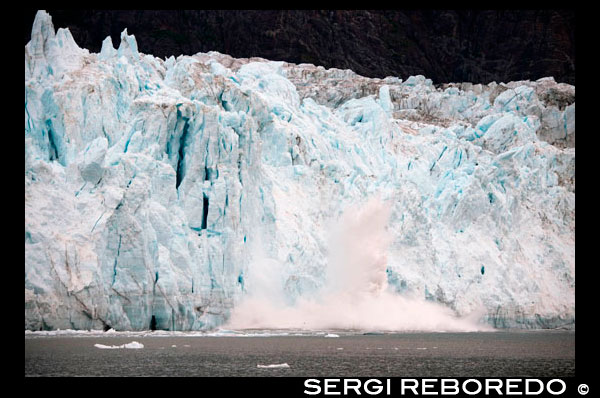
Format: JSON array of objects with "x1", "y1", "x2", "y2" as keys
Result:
[{"x1": 24, "y1": 330, "x2": 574, "y2": 377}]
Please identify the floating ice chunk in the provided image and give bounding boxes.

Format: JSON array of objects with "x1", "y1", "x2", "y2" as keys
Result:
[
  {"x1": 257, "y1": 363, "x2": 290, "y2": 369},
  {"x1": 94, "y1": 341, "x2": 144, "y2": 349},
  {"x1": 123, "y1": 341, "x2": 144, "y2": 349},
  {"x1": 94, "y1": 343, "x2": 120, "y2": 349}
]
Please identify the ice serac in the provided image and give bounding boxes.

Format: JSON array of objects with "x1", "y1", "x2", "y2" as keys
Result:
[{"x1": 25, "y1": 11, "x2": 575, "y2": 331}]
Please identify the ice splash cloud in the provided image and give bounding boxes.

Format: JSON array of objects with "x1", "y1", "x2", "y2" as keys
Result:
[{"x1": 226, "y1": 197, "x2": 490, "y2": 332}]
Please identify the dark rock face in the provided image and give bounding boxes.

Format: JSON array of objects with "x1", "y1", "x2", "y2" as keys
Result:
[{"x1": 24, "y1": 9, "x2": 575, "y2": 85}]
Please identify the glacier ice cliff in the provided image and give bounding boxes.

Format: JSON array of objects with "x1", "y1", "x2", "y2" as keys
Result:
[{"x1": 25, "y1": 11, "x2": 574, "y2": 331}]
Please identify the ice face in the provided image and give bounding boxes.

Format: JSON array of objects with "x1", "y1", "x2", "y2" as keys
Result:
[{"x1": 25, "y1": 11, "x2": 574, "y2": 331}]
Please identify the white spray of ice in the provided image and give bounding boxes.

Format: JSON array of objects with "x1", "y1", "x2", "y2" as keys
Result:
[{"x1": 226, "y1": 196, "x2": 490, "y2": 332}]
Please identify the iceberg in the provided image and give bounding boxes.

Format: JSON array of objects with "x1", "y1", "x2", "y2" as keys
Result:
[
  {"x1": 25, "y1": 11, "x2": 574, "y2": 332},
  {"x1": 94, "y1": 341, "x2": 144, "y2": 349},
  {"x1": 257, "y1": 363, "x2": 290, "y2": 369}
]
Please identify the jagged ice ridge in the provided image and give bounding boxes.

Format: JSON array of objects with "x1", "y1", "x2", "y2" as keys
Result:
[{"x1": 25, "y1": 11, "x2": 574, "y2": 331}]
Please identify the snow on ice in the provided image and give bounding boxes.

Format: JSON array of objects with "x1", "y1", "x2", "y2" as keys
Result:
[{"x1": 25, "y1": 11, "x2": 574, "y2": 332}]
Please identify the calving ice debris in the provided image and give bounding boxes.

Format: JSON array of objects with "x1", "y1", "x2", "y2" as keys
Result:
[{"x1": 25, "y1": 10, "x2": 574, "y2": 333}]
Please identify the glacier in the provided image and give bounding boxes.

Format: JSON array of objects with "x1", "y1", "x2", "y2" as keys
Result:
[{"x1": 25, "y1": 10, "x2": 574, "y2": 331}]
